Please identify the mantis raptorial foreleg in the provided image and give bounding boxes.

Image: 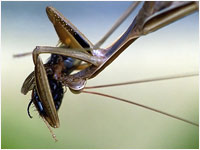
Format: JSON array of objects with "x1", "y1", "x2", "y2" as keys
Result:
[
  {"x1": 32, "y1": 46, "x2": 102, "y2": 66},
  {"x1": 25, "y1": 43, "x2": 98, "y2": 130},
  {"x1": 34, "y1": 56, "x2": 60, "y2": 128},
  {"x1": 20, "y1": 45, "x2": 100, "y2": 95}
]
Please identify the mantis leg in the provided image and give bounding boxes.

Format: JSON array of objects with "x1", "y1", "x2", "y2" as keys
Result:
[
  {"x1": 13, "y1": 41, "x2": 63, "y2": 58},
  {"x1": 137, "y1": 1, "x2": 198, "y2": 35},
  {"x1": 35, "y1": 56, "x2": 60, "y2": 128},
  {"x1": 32, "y1": 46, "x2": 102, "y2": 93},
  {"x1": 32, "y1": 46, "x2": 102, "y2": 66},
  {"x1": 93, "y1": 2, "x2": 140, "y2": 49},
  {"x1": 90, "y1": 2, "x2": 198, "y2": 78}
]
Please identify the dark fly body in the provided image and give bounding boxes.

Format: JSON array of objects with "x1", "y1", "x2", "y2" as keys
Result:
[{"x1": 27, "y1": 55, "x2": 77, "y2": 118}]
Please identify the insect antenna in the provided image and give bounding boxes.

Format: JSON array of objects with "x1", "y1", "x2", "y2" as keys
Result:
[
  {"x1": 13, "y1": 40, "x2": 63, "y2": 58},
  {"x1": 85, "y1": 72, "x2": 198, "y2": 89},
  {"x1": 83, "y1": 72, "x2": 198, "y2": 127},
  {"x1": 82, "y1": 90, "x2": 199, "y2": 127},
  {"x1": 13, "y1": 52, "x2": 32, "y2": 58}
]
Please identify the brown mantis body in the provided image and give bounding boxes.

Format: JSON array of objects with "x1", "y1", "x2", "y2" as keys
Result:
[{"x1": 15, "y1": 1, "x2": 198, "y2": 141}]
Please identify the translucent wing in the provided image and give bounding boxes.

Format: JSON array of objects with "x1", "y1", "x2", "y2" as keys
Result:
[{"x1": 21, "y1": 71, "x2": 35, "y2": 95}]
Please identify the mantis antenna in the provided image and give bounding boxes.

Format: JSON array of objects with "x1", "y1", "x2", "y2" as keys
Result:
[
  {"x1": 83, "y1": 73, "x2": 199, "y2": 127},
  {"x1": 85, "y1": 73, "x2": 199, "y2": 89},
  {"x1": 82, "y1": 90, "x2": 199, "y2": 127}
]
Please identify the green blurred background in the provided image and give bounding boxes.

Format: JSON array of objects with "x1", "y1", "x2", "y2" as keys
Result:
[{"x1": 1, "y1": 1, "x2": 199, "y2": 149}]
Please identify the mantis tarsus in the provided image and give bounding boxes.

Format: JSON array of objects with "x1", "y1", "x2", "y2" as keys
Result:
[{"x1": 14, "y1": 1, "x2": 199, "y2": 142}]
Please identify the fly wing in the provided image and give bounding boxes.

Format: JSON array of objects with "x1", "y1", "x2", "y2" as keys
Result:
[
  {"x1": 35, "y1": 56, "x2": 60, "y2": 128},
  {"x1": 46, "y1": 6, "x2": 93, "y2": 53},
  {"x1": 21, "y1": 71, "x2": 35, "y2": 95}
]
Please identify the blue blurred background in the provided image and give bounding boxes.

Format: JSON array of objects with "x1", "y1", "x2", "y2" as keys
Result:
[{"x1": 1, "y1": 1, "x2": 199, "y2": 148}]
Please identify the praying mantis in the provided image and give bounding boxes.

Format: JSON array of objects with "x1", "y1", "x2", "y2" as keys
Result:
[{"x1": 14, "y1": 1, "x2": 199, "y2": 144}]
